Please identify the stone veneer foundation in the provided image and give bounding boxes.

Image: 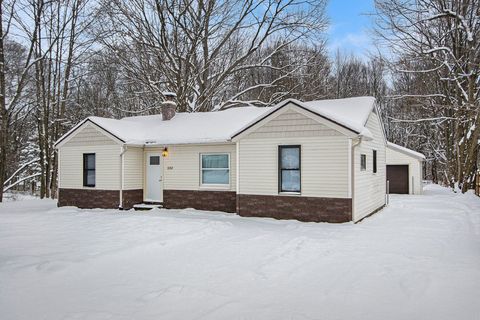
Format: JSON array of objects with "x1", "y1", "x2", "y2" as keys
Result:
[
  {"x1": 236, "y1": 194, "x2": 352, "y2": 223},
  {"x1": 58, "y1": 188, "x2": 143, "y2": 210},
  {"x1": 163, "y1": 189, "x2": 237, "y2": 213}
]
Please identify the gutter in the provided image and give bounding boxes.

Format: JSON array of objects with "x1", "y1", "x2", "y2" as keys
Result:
[
  {"x1": 143, "y1": 140, "x2": 232, "y2": 147},
  {"x1": 119, "y1": 144, "x2": 128, "y2": 209}
]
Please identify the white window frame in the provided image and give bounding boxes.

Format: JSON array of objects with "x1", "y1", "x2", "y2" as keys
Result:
[{"x1": 200, "y1": 153, "x2": 230, "y2": 189}]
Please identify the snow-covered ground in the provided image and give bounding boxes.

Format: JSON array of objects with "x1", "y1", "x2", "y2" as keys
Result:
[{"x1": 1, "y1": 185, "x2": 479, "y2": 320}]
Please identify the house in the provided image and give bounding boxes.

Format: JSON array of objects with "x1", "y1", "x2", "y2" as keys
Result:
[
  {"x1": 54, "y1": 96, "x2": 387, "y2": 223},
  {"x1": 386, "y1": 142, "x2": 425, "y2": 195}
]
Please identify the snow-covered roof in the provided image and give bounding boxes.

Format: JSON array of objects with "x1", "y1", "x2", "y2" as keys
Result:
[
  {"x1": 59, "y1": 107, "x2": 270, "y2": 146},
  {"x1": 303, "y1": 97, "x2": 375, "y2": 134},
  {"x1": 56, "y1": 96, "x2": 378, "y2": 147},
  {"x1": 387, "y1": 142, "x2": 426, "y2": 160},
  {"x1": 232, "y1": 96, "x2": 376, "y2": 140}
]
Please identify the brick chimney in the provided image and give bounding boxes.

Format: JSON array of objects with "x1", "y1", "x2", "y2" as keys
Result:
[{"x1": 161, "y1": 92, "x2": 177, "y2": 121}]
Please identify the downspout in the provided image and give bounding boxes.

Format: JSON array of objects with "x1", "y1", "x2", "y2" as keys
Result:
[
  {"x1": 119, "y1": 144, "x2": 128, "y2": 209},
  {"x1": 55, "y1": 148, "x2": 60, "y2": 199},
  {"x1": 236, "y1": 141, "x2": 240, "y2": 213},
  {"x1": 351, "y1": 137, "x2": 361, "y2": 222}
]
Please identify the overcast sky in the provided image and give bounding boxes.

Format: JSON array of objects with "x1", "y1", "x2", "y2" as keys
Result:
[{"x1": 326, "y1": 0, "x2": 376, "y2": 59}]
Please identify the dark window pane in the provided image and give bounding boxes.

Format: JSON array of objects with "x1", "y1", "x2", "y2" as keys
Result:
[
  {"x1": 361, "y1": 154, "x2": 367, "y2": 171},
  {"x1": 373, "y1": 150, "x2": 377, "y2": 173},
  {"x1": 281, "y1": 170, "x2": 300, "y2": 192},
  {"x1": 86, "y1": 170, "x2": 95, "y2": 186},
  {"x1": 150, "y1": 156, "x2": 160, "y2": 165},
  {"x1": 86, "y1": 154, "x2": 95, "y2": 169},
  {"x1": 281, "y1": 148, "x2": 299, "y2": 169}
]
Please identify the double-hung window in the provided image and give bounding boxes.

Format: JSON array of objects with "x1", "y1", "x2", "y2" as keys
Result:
[
  {"x1": 200, "y1": 153, "x2": 230, "y2": 186},
  {"x1": 279, "y1": 145, "x2": 301, "y2": 193},
  {"x1": 83, "y1": 153, "x2": 96, "y2": 187}
]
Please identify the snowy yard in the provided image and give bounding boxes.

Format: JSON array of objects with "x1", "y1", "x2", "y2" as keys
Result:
[{"x1": 1, "y1": 185, "x2": 480, "y2": 320}]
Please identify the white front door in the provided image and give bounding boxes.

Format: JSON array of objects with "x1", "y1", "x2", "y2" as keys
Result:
[{"x1": 145, "y1": 152, "x2": 163, "y2": 202}]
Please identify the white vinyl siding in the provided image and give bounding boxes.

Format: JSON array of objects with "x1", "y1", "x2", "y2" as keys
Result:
[
  {"x1": 58, "y1": 123, "x2": 121, "y2": 190},
  {"x1": 148, "y1": 144, "x2": 236, "y2": 191},
  {"x1": 238, "y1": 108, "x2": 350, "y2": 198},
  {"x1": 247, "y1": 109, "x2": 345, "y2": 139},
  {"x1": 353, "y1": 112, "x2": 386, "y2": 221},
  {"x1": 386, "y1": 146, "x2": 423, "y2": 195},
  {"x1": 123, "y1": 147, "x2": 144, "y2": 190},
  {"x1": 61, "y1": 123, "x2": 118, "y2": 146},
  {"x1": 59, "y1": 147, "x2": 120, "y2": 190}
]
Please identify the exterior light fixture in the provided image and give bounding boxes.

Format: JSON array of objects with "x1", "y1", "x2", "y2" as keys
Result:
[{"x1": 162, "y1": 147, "x2": 169, "y2": 157}]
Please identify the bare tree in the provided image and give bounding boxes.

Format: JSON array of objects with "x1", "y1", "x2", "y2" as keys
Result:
[
  {"x1": 32, "y1": 0, "x2": 93, "y2": 198},
  {"x1": 97, "y1": 0, "x2": 328, "y2": 112},
  {"x1": 0, "y1": 0, "x2": 94, "y2": 201},
  {"x1": 330, "y1": 51, "x2": 388, "y2": 100},
  {"x1": 0, "y1": 0, "x2": 43, "y2": 202},
  {"x1": 222, "y1": 41, "x2": 332, "y2": 108},
  {"x1": 374, "y1": 0, "x2": 480, "y2": 191}
]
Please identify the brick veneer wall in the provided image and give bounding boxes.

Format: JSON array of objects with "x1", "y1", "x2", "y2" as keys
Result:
[
  {"x1": 58, "y1": 188, "x2": 352, "y2": 222},
  {"x1": 58, "y1": 188, "x2": 119, "y2": 209},
  {"x1": 58, "y1": 188, "x2": 144, "y2": 209},
  {"x1": 163, "y1": 189, "x2": 237, "y2": 213},
  {"x1": 237, "y1": 194, "x2": 352, "y2": 223},
  {"x1": 122, "y1": 189, "x2": 143, "y2": 209}
]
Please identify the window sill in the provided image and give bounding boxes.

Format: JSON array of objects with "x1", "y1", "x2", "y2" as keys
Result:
[
  {"x1": 199, "y1": 185, "x2": 231, "y2": 191},
  {"x1": 279, "y1": 192, "x2": 302, "y2": 196}
]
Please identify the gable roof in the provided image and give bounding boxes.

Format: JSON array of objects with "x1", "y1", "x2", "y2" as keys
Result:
[
  {"x1": 303, "y1": 97, "x2": 375, "y2": 134},
  {"x1": 55, "y1": 96, "x2": 378, "y2": 147},
  {"x1": 55, "y1": 107, "x2": 269, "y2": 147},
  {"x1": 387, "y1": 142, "x2": 426, "y2": 160},
  {"x1": 231, "y1": 96, "x2": 376, "y2": 140}
]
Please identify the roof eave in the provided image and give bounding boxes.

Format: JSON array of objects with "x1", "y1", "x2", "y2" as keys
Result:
[
  {"x1": 54, "y1": 118, "x2": 126, "y2": 149},
  {"x1": 231, "y1": 99, "x2": 360, "y2": 141},
  {"x1": 387, "y1": 142, "x2": 426, "y2": 161}
]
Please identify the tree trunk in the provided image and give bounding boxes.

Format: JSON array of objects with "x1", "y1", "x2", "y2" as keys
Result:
[{"x1": 0, "y1": 3, "x2": 8, "y2": 202}]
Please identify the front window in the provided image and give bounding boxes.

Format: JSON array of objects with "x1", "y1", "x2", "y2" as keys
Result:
[
  {"x1": 279, "y1": 145, "x2": 301, "y2": 193},
  {"x1": 83, "y1": 153, "x2": 95, "y2": 187},
  {"x1": 200, "y1": 153, "x2": 230, "y2": 186}
]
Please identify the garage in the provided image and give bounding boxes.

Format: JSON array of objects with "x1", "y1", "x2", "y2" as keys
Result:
[
  {"x1": 386, "y1": 142, "x2": 425, "y2": 195},
  {"x1": 387, "y1": 165, "x2": 409, "y2": 194}
]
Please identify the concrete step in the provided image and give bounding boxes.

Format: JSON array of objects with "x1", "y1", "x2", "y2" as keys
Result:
[{"x1": 133, "y1": 203, "x2": 164, "y2": 211}]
